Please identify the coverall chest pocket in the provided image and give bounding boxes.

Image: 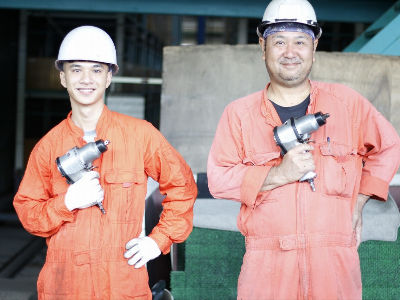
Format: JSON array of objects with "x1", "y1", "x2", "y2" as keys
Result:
[
  {"x1": 319, "y1": 142, "x2": 357, "y2": 198},
  {"x1": 104, "y1": 170, "x2": 145, "y2": 223}
]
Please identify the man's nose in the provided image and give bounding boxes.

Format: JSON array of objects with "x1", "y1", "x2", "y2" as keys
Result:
[
  {"x1": 80, "y1": 70, "x2": 93, "y2": 83},
  {"x1": 283, "y1": 43, "x2": 296, "y2": 58}
]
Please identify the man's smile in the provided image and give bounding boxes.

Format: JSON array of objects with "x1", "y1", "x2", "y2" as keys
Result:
[{"x1": 77, "y1": 88, "x2": 96, "y2": 95}]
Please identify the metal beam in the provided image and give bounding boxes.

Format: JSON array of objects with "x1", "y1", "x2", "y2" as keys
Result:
[
  {"x1": 0, "y1": 0, "x2": 395, "y2": 23},
  {"x1": 358, "y1": 14, "x2": 400, "y2": 55},
  {"x1": 344, "y1": 0, "x2": 400, "y2": 52},
  {"x1": 111, "y1": 76, "x2": 162, "y2": 85},
  {"x1": 313, "y1": 0, "x2": 396, "y2": 23}
]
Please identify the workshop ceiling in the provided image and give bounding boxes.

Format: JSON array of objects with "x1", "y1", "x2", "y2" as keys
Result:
[{"x1": 0, "y1": 0, "x2": 396, "y2": 23}]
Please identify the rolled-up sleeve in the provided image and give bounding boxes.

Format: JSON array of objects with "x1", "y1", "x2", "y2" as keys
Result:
[
  {"x1": 207, "y1": 104, "x2": 271, "y2": 208},
  {"x1": 144, "y1": 124, "x2": 198, "y2": 254},
  {"x1": 357, "y1": 96, "x2": 400, "y2": 200}
]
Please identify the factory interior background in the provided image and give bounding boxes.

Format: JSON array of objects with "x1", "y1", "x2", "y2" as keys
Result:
[{"x1": 0, "y1": 0, "x2": 399, "y2": 299}]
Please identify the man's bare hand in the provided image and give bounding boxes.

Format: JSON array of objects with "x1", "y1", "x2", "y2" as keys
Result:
[
  {"x1": 261, "y1": 143, "x2": 315, "y2": 191},
  {"x1": 352, "y1": 194, "x2": 370, "y2": 248}
]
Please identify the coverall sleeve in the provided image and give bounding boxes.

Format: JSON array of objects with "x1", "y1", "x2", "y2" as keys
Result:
[
  {"x1": 13, "y1": 139, "x2": 76, "y2": 238},
  {"x1": 143, "y1": 124, "x2": 198, "y2": 254},
  {"x1": 207, "y1": 104, "x2": 271, "y2": 208},
  {"x1": 357, "y1": 96, "x2": 400, "y2": 200}
]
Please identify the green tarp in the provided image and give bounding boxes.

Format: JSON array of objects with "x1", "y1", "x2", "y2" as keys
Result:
[{"x1": 171, "y1": 227, "x2": 400, "y2": 299}]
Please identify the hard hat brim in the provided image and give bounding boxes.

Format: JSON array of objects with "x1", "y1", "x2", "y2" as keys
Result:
[
  {"x1": 257, "y1": 21, "x2": 322, "y2": 39},
  {"x1": 54, "y1": 59, "x2": 119, "y2": 75}
]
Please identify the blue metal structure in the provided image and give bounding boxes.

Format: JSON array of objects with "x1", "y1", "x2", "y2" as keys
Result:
[
  {"x1": 0, "y1": 0, "x2": 396, "y2": 22},
  {"x1": 344, "y1": 0, "x2": 400, "y2": 55}
]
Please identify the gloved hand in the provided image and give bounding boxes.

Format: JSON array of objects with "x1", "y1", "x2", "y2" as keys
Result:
[
  {"x1": 64, "y1": 171, "x2": 104, "y2": 211},
  {"x1": 124, "y1": 236, "x2": 161, "y2": 268}
]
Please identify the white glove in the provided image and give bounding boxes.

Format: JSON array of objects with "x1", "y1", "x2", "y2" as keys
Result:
[
  {"x1": 124, "y1": 237, "x2": 161, "y2": 268},
  {"x1": 64, "y1": 171, "x2": 104, "y2": 211}
]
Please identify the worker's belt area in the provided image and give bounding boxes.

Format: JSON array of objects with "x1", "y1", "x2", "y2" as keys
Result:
[
  {"x1": 245, "y1": 233, "x2": 356, "y2": 251},
  {"x1": 46, "y1": 247, "x2": 125, "y2": 265}
]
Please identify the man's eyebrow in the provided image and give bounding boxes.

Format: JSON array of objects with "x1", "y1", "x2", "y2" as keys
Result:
[
  {"x1": 294, "y1": 35, "x2": 310, "y2": 40},
  {"x1": 68, "y1": 63, "x2": 82, "y2": 68},
  {"x1": 92, "y1": 64, "x2": 105, "y2": 68},
  {"x1": 271, "y1": 34, "x2": 309, "y2": 40},
  {"x1": 68, "y1": 63, "x2": 105, "y2": 69}
]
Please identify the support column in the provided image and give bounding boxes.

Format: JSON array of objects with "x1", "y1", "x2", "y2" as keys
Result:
[
  {"x1": 14, "y1": 10, "x2": 28, "y2": 187},
  {"x1": 197, "y1": 16, "x2": 206, "y2": 45},
  {"x1": 237, "y1": 18, "x2": 248, "y2": 44},
  {"x1": 172, "y1": 16, "x2": 182, "y2": 46},
  {"x1": 116, "y1": 13, "x2": 125, "y2": 75}
]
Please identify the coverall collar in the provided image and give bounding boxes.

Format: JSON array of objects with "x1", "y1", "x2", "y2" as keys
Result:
[
  {"x1": 66, "y1": 104, "x2": 111, "y2": 144},
  {"x1": 261, "y1": 80, "x2": 318, "y2": 126}
]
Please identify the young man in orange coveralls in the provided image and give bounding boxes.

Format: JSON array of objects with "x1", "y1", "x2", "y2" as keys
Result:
[
  {"x1": 207, "y1": 0, "x2": 400, "y2": 299},
  {"x1": 14, "y1": 26, "x2": 197, "y2": 300}
]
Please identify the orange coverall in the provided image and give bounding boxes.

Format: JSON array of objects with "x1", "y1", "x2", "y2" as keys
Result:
[
  {"x1": 14, "y1": 105, "x2": 197, "y2": 300},
  {"x1": 207, "y1": 81, "x2": 400, "y2": 299}
]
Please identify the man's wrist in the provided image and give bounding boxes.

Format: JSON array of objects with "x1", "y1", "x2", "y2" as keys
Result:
[
  {"x1": 356, "y1": 193, "x2": 370, "y2": 212},
  {"x1": 261, "y1": 166, "x2": 286, "y2": 191}
]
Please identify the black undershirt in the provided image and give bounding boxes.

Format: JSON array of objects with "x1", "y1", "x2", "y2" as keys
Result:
[{"x1": 270, "y1": 95, "x2": 310, "y2": 123}]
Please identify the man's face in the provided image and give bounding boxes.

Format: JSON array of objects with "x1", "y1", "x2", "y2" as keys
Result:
[
  {"x1": 259, "y1": 31, "x2": 318, "y2": 87},
  {"x1": 60, "y1": 61, "x2": 112, "y2": 108}
]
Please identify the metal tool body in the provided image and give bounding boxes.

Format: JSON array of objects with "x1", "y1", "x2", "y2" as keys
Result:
[
  {"x1": 56, "y1": 139, "x2": 109, "y2": 213},
  {"x1": 273, "y1": 112, "x2": 329, "y2": 191}
]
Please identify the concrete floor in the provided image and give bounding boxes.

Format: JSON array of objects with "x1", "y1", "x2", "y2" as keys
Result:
[{"x1": 0, "y1": 223, "x2": 45, "y2": 300}]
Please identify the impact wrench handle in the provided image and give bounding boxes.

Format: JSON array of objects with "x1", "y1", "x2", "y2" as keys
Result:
[
  {"x1": 299, "y1": 170, "x2": 317, "y2": 192},
  {"x1": 98, "y1": 202, "x2": 106, "y2": 214}
]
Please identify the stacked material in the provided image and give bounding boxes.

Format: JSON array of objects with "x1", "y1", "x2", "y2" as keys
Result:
[{"x1": 160, "y1": 46, "x2": 400, "y2": 175}]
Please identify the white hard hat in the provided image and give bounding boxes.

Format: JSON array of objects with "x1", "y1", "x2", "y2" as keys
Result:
[
  {"x1": 55, "y1": 25, "x2": 119, "y2": 74},
  {"x1": 257, "y1": 0, "x2": 322, "y2": 39}
]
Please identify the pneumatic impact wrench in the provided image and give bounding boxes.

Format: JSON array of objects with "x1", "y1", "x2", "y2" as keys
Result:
[
  {"x1": 56, "y1": 139, "x2": 110, "y2": 214},
  {"x1": 273, "y1": 112, "x2": 329, "y2": 191}
]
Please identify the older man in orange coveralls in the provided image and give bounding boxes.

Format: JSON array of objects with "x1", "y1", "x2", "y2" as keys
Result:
[
  {"x1": 14, "y1": 26, "x2": 197, "y2": 300},
  {"x1": 207, "y1": 0, "x2": 400, "y2": 299}
]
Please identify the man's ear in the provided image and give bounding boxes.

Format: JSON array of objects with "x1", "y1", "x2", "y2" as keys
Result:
[
  {"x1": 313, "y1": 39, "x2": 318, "y2": 53},
  {"x1": 60, "y1": 72, "x2": 67, "y2": 88},
  {"x1": 259, "y1": 37, "x2": 266, "y2": 60},
  {"x1": 105, "y1": 71, "x2": 112, "y2": 89},
  {"x1": 312, "y1": 38, "x2": 319, "y2": 62}
]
